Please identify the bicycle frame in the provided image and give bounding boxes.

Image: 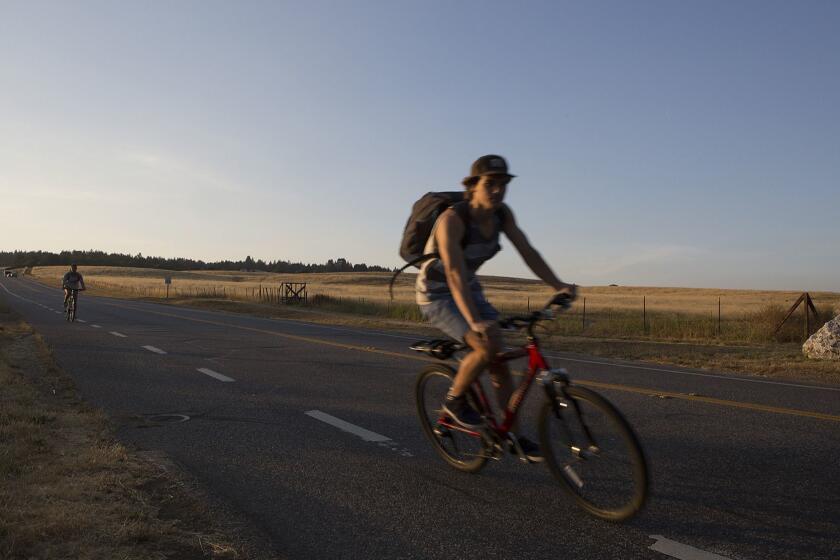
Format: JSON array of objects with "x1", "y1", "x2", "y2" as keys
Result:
[
  {"x1": 66, "y1": 289, "x2": 79, "y2": 320},
  {"x1": 418, "y1": 298, "x2": 649, "y2": 521},
  {"x1": 437, "y1": 337, "x2": 552, "y2": 439}
]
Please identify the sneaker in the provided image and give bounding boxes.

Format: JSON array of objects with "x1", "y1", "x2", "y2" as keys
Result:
[
  {"x1": 442, "y1": 395, "x2": 483, "y2": 429},
  {"x1": 509, "y1": 436, "x2": 544, "y2": 463}
]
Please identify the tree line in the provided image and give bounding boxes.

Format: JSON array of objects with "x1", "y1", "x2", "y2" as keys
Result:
[{"x1": 0, "y1": 250, "x2": 394, "y2": 274}]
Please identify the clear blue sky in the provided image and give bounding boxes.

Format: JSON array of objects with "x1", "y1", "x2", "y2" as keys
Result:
[{"x1": 2, "y1": 1, "x2": 838, "y2": 290}]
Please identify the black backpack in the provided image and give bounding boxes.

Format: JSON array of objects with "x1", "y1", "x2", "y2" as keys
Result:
[
  {"x1": 399, "y1": 191, "x2": 468, "y2": 266},
  {"x1": 389, "y1": 191, "x2": 504, "y2": 299}
]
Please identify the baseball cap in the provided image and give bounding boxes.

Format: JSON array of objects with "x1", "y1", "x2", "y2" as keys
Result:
[{"x1": 463, "y1": 155, "x2": 516, "y2": 185}]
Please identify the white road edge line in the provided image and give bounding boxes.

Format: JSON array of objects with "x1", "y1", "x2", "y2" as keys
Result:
[
  {"x1": 197, "y1": 367, "x2": 235, "y2": 382},
  {"x1": 142, "y1": 345, "x2": 167, "y2": 355},
  {"x1": 109, "y1": 331, "x2": 127, "y2": 338},
  {"x1": 649, "y1": 535, "x2": 732, "y2": 559},
  {"x1": 305, "y1": 410, "x2": 391, "y2": 442}
]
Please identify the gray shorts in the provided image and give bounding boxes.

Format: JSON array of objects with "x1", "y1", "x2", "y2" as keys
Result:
[{"x1": 419, "y1": 296, "x2": 499, "y2": 343}]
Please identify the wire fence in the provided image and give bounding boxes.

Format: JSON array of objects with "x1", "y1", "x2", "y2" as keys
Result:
[{"x1": 83, "y1": 279, "x2": 836, "y2": 344}]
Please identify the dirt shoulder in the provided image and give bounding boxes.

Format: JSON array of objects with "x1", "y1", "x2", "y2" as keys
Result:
[{"x1": 0, "y1": 297, "x2": 272, "y2": 559}]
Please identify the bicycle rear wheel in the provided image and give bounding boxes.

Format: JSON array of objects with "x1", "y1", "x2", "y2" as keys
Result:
[
  {"x1": 539, "y1": 385, "x2": 648, "y2": 521},
  {"x1": 415, "y1": 364, "x2": 488, "y2": 473}
]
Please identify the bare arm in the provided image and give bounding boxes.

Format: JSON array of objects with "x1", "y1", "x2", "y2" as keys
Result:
[
  {"x1": 435, "y1": 209, "x2": 482, "y2": 331},
  {"x1": 501, "y1": 205, "x2": 575, "y2": 295}
]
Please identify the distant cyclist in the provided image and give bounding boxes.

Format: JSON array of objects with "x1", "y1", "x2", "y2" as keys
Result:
[
  {"x1": 416, "y1": 155, "x2": 576, "y2": 461},
  {"x1": 62, "y1": 264, "x2": 86, "y2": 309}
]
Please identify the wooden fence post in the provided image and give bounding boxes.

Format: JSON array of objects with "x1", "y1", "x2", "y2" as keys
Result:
[
  {"x1": 805, "y1": 298, "x2": 810, "y2": 339},
  {"x1": 582, "y1": 297, "x2": 586, "y2": 332}
]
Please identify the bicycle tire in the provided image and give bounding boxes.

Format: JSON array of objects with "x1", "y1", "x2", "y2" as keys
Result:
[
  {"x1": 415, "y1": 364, "x2": 488, "y2": 473},
  {"x1": 539, "y1": 385, "x2": 648, "y2": 521}
]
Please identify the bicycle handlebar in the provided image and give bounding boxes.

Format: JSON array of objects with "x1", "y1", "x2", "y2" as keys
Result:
[{"x1": 497, "y1": 292, "x2": 574, "y2": 332}]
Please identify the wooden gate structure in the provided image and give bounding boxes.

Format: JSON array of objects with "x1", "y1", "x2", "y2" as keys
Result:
[
  {"x1": 774, "y1": 292, "x2": 820, "y2": 339},
  {"x1": 282, "y1": 282, "x2": 307, "y2": 304}
]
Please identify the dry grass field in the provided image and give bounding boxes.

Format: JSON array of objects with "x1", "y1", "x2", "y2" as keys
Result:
[
  {"x1": 30, "y1": 266, "x2": 839, "y2": 340},
  {"x1": 30, "y1": 265, "x2": 840, "y2": 314},
  {"x1": 23, "y1": 267, "x2": 840, "y2": 382},
  {"x1": 22, "y1": 265, "x2": 840, "y2": 389}
]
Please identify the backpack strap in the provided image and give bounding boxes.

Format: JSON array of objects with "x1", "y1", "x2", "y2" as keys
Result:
[{"x1": 450, "y1": 200, "x2": 471, "y2": 233}]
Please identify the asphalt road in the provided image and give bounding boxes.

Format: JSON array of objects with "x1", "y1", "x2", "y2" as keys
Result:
[{"x1": 2, "y1": 276, "x2": 838, "y2": 560}]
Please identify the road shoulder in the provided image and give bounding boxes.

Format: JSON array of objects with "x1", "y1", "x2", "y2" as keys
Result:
[{"x1": 0, "y1": 296, "x2": 274, "y2": 559}]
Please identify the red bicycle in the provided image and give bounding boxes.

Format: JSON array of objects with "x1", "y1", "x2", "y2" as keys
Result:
[{"x1": 412, "y1": 293, "x2": 648, "y2": 521}]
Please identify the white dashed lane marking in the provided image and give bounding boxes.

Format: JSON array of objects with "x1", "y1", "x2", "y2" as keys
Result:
[
  {"x1": 305, "y1": 410, "x2": 390, "y2": 441},
  {"x1": 649, "y1": 535, "x2": 732, "y2": 559},
  {"x1": 305, "y1": 410, "x2": 414, "y2": 457},
  {"x1": 142, "y1": 345, "x2": 167, "y2": 355},
  {"x1": 197, "y1": 368, "x2": 235, "y2": 382},
  {"x1": 109, "y1": 331, "x2": 127, "y2": 338},
  {"x1": 91, "y1": 324, "x2": 102, "y2": 328},
  {"x1": 77, "y1": 319, "x2": 87, "y2": 323}
]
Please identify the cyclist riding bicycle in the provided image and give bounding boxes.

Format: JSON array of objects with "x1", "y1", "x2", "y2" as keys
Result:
[
  {"x1": 416, "y1": 155, "x2": 576, "y2": 461},
  {"x1": 62, "y1": 264, "x2": 86, "y2": 309}
]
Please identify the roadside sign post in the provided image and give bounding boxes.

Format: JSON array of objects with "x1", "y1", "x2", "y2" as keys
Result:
[{"x1": 165, "y1": 276, "x2": 171, "y2": 299}]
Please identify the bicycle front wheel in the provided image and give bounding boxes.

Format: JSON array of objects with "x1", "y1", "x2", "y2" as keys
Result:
[
  {"x1": 539, "y1": 385, "x2": 648, "y2": 521},
  {"x1": 415, "y1": 364, "x2": 488, "y2": 473}
]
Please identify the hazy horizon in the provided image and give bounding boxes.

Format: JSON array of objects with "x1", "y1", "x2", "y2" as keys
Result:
[{"x1": 2, "y1": 2, "x2": 838, "y2": 292}]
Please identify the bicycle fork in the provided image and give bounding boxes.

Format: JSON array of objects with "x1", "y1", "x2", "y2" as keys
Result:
[{"x1": 540, "y1": 369, "x2": 600, "y2": 487}]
